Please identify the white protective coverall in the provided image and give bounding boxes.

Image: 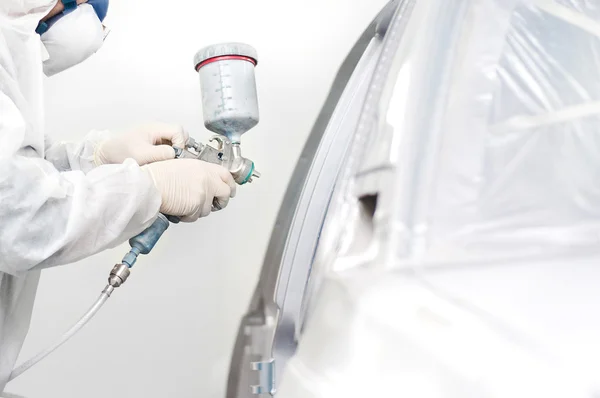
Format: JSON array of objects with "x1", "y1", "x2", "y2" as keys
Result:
[{"x1": 0, "y1": 0, "x2": 161, "y2": 390}]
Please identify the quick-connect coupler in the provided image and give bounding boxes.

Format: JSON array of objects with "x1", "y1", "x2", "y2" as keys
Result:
[{"x1": 108, "y1": 264, "x2": 130, "y2": 288}]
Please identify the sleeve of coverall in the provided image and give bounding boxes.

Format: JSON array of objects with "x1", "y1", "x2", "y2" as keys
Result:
[
  {"x1": 44, "y1": 130, "x2": 114, "y2": 173},
  {"x1": 0, "y1": 96, "x2": 161, "y2": 276}
]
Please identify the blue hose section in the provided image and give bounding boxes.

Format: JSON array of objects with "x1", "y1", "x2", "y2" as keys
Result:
[{"x1": 123, "y1": 214, "x2": 170, "y2": 267}]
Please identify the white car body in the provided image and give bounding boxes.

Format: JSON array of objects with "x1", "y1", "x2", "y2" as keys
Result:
[{"x1": 229, "y1": 1, "x2": 600, "y2": 396}]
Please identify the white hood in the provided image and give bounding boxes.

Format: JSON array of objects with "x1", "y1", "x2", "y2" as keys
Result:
[{"x1": 0, "y1": 0, "x2": 58, "y2": 34}]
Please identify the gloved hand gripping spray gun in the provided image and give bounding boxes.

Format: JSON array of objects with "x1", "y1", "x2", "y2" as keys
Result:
[
  {"x1": 109, "y1": 42, "x2": 261, "y2": 284},
  {"x1": 8, "y1": 43, "x2": 261, "y2": 382}
]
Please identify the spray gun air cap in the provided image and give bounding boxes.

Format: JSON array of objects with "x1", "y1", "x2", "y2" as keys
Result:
[{"x1": 193, "y1": 42, "x2": 259, "y2": 144}]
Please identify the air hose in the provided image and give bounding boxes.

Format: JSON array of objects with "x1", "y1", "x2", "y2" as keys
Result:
[
  {"x1": 8, "y1": 214, "x2": 171, "y2": 382},
  {"x1": 9, "y1": 287, "x2": 113, "y2": 381}
]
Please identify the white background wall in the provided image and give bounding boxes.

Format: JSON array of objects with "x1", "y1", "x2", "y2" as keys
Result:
[{"x1": 8, "y1": 0, "x2": 386, "y2": 397}]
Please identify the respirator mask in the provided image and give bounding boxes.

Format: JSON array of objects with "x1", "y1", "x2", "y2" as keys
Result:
[{"x1": 37, "y1": 0, "x2": 110, "y2": 77}]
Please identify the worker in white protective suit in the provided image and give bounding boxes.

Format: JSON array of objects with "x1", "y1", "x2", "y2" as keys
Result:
[{"x1": 0, "y1": 0, "x2": 236, "y2": 391}]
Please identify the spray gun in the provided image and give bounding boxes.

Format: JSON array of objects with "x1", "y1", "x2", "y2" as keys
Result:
[
  {"x1": 9, "y1": 43, "x2": 261, "y2": 382},
  {"x1": 108, "y1": 42, "x2": 261, "y2": 288}
]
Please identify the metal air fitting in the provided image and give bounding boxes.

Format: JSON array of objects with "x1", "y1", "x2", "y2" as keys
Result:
[{"x1": 108, "y1": 263, "x2": 131, "y2": 288}]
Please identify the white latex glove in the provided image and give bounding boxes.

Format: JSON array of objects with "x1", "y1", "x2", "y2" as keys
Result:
[
  {"x1": 142, "y1": 159, "x2": 236, "y2": 222},
  {"x1": 94, "y1": 123, "x2": 189, "y2": 166}
]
